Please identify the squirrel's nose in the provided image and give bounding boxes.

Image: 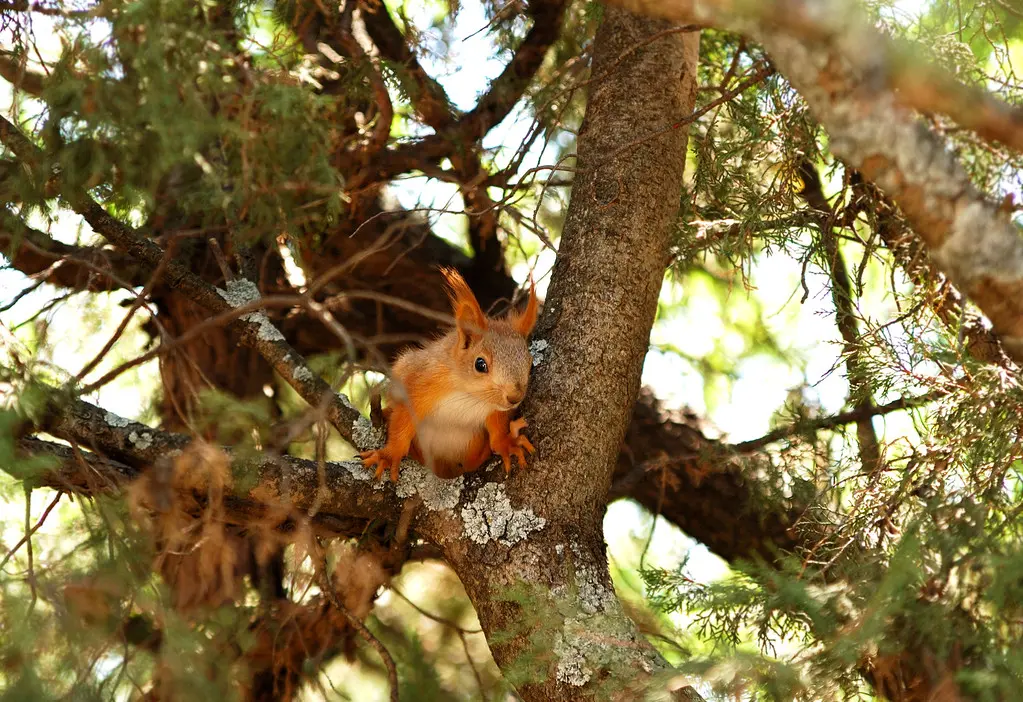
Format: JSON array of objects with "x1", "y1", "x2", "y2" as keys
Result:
[{"x1": 505, "y1": 388, "x2": 524, "y2": 406}]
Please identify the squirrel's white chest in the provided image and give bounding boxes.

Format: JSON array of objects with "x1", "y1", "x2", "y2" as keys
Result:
[{"x1": 416, "y1": 391, "x2": 492, "y2": 462}]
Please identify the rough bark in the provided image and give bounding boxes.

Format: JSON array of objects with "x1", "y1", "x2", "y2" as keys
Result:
[
  {"x1": 27, "y1": 399, "x2": 398, "y2": 532},
  {"x1": 431, "y1": 9, "x2": 701, "y2": 700}
]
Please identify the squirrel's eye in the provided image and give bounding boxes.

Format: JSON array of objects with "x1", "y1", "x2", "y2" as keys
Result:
[{"x1": 474, "y1": 357, "x2": 488, "y2": 374}]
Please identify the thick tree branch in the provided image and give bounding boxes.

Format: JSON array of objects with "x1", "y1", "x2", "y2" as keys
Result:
[
  {"x1": 28, "y1": 398, "x2": 397, "y2": 528},
  {"x1": 847, "y1": 171, "x2": 1015, "y2": 369},
  {"x1": 612, "y1": 389, "x2": 938, "y2": 565},
  {"x1": 609, "y1": 0, "x2": 1023, "y2": 156},
  {"x1": 459, "y1": 0, "x2": 568, "y2": 143},
  {"x1": 437, "y1": 9, "x2": 704, "y2": 701},
  {"x1": 611, "y1": 390, "x2": 810, "y2": 564},
  {"x1": 0, "y1": 215, "x2": 146, "y2": 292},
  {"x1": 359, "y1": 3, "x2": 456, "y2": 131},
  {"x1": 18, "y1": 437, "x2": 137, "y2": 494},
  {"x1": 360, "y1": 0, "x2": 566, "y2": 271},
  {"x1": 336, "y1": 5, "x2": 393, "y2": 160},
  {"x1": 606, "y1": 0, "x2": 1023, "y2": 365}
]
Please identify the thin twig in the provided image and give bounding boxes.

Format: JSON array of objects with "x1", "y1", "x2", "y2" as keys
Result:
[
  {"x1": 74, "y1": 245, "x2": 174, "y2": 382},
  {"x1": 389, "y1": 586, "x2": 482, "y2": 634},
  {"x1": 0, "y1": 491, "x2": 62, "y2": 573},
  {"x1": 316, "y1": 556, "x2": 399, "y2": 702},
  {"x1": 734, "y1": 391, "x2": 943, "y2": 453},
  {"x1": 207, "y1": 237, "x2": 234, "y2": 283},
  {"x1": 798, "y1": 158, "x2": 882, "y2": 475}
]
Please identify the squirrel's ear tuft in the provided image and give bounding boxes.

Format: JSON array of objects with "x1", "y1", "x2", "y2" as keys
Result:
[
  {"x1": 440, "y1": 267, "x2": 487, "y2": 347},
  {"x1": 510, "y1": 277, "x2": 538, "y2": 337}
]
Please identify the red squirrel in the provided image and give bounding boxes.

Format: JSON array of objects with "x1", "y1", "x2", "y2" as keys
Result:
[{"x1": 360, "y1": 268, "x2": 538, "y2": 481}]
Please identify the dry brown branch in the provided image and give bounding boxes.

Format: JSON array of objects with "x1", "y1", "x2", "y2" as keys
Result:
[
  {"x1": 315, "y1": 556, "x2": 399, "y2": 702},
  {"x1": 359, "y1": 0, "x2": 567, "y2": 270},
  {"x1": 457, "y1": 0, "x2": 568, "y2": 144},
  {"x1": 0, "y1": 216, "x2": 147, "y2": 292}
]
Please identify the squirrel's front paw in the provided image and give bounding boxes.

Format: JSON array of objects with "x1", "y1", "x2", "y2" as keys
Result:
[
  {"x1": 359, "y1": 447, "x2": 404, "y2": 482},
  {"x1": 492, "y1": 418, "x2": 535, "y2": 473}
]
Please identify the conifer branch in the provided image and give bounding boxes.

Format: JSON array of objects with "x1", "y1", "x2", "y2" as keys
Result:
[
  {"x1": 797, "y1": 159, "x2": 882, "y2": 474},
  {"x1": 0, "y1": 115, "x2": 366, "y2": 447},
  {"x1": 845, "y1": 171, "x2": 1015, "y2": 369},
  {"x1": 733, "y1": 390, "x2": 943, "y2": 453},
  {"x1": 608, "y1": 0, "x2": 1023, "y2": 156},
  {"x1": 605, "y1": 0, "x2": 1023, "y2": 367}
]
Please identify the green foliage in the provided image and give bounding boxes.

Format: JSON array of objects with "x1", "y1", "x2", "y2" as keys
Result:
[
  {"x1": 5, "y1": 0, "x2": 346, "y2": 242},
  {"x1": 4, "y1": 0, "x2": 1023, "y2": 700},
  {"x1": 0, "y1": 410, "x2": 56, "y2": 485}
]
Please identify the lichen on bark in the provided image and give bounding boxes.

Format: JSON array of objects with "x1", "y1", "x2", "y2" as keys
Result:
[{"x1": 427, "y1": 6, "x2": 704, "y2": 701}]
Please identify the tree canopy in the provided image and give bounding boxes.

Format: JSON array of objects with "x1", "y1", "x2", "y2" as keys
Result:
[{"x1": 2, "y1": 0, "x2": 1023, "y2": 700}]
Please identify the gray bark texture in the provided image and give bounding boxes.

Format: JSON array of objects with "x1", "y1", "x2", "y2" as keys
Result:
[{"x1": 431, "y1": 7, "x2": 702, "y2": 700}]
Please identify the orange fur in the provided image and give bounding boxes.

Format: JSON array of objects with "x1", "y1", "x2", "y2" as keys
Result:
[
  {"x1": 360, "y1": 269, "x2": 537, "y2": 481},
  {"x1": 441, "y1": 267, "x2": 487, "y2": 344},
  {"x1": 486, "y1": 411, "x2": 534, "y2": 474},
  {"x1": 509, "y1": 276, "x2": 538, "y2": 337}
]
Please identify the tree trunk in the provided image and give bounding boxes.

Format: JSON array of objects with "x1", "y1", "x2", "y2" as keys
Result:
[{"x1": 434, "y1": 7, "x2": 702, "y2": 700}]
